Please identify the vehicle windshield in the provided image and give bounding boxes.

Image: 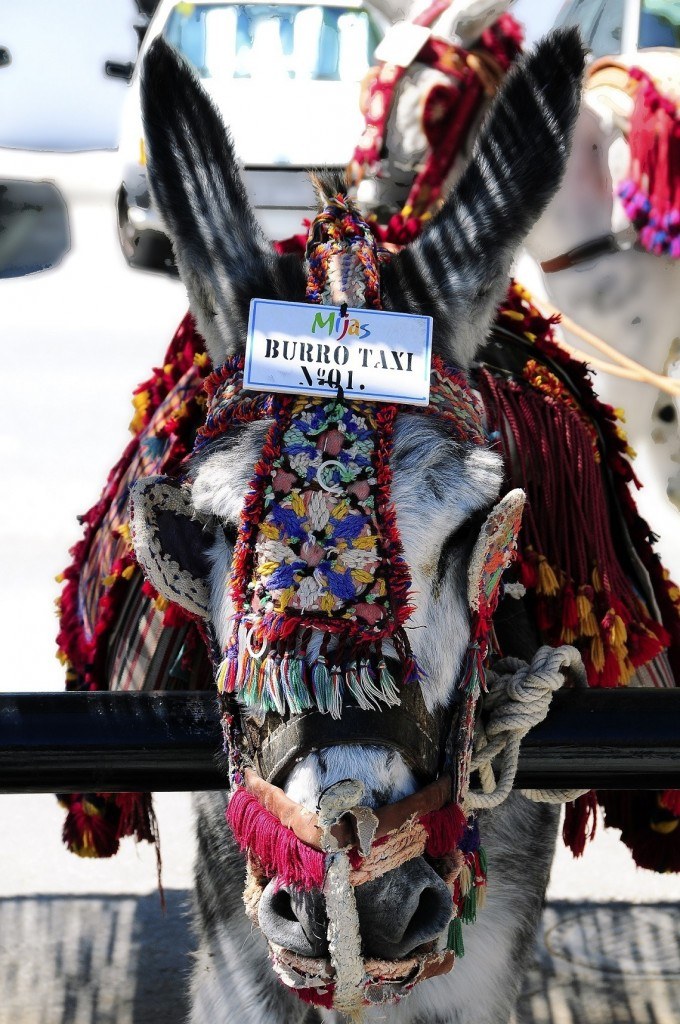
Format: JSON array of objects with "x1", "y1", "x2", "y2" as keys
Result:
[
  {"x1": 638, "y1": 0, "x2": 680, "y2": 49},
  {"x1": 554, "y1": 0, "x2": 624, "y2": 58},
  {"x1": 163, "y1": 2, "x2": 379, "y2": 81}
]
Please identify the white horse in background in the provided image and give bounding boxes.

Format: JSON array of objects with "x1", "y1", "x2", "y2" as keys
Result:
[
  {"x1": 518, "y1": 51, "x2": 680, "y2": 580},
  {"x1": 356, "y1": 3, "x2": 680, "y2": 578}
]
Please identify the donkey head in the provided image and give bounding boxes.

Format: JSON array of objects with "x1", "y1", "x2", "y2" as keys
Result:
[{"x1": 131, "y1": 30, "x2": 583, "y2": 1009}]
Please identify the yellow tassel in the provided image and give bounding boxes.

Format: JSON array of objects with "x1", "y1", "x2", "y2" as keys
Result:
[
  {"x1": 74, "y1": 841, "x2": 100, "y2": 859},
  {"x1": 129, "y1": 389, "x2": 151, "y2": 434},
  {"x1": 193, "y1": 351, "x2": 210, "y2": 368},
  {"x1": 257, "y1": 561, "x2": 279, "y2": 578},
  {"x1": 459, "y1": 865, "x2": 472, "y2": 896},
  {"x1": 55, "y1": 572, "x2": 65, "y2": 584},
  {"x1": 121, "y1": 564, "x2": 136, "y2": 581},
  {"x1": 615, "y1": 651, "x2": 634, "y2": 685},
  {"x1": 154, "y1": 595, "x2": 169, "y2": 612},
  {"x1": 651, "y1": 819, "x2": 679, "y2": 835},
  {"x1": 590, "y1": 635, "x2": 605, "y2": 672},
  {"x1": 592, "y1": 566, "x2": 603, "y2": 592},
  {"x1": 116, "y1": 523, "x2": 132, "y2": 544},
  {"x1": 613, "y1": 407, "x2": 626, "y2": 423},
  {"x1": 560, "y1": 627, "x2": 577, "y2": 644},
  {"x1": 537, "y1": 557, "x2": 560, "y2": 597},
  {"x1": 610, "y1": 613, "x2": 627, "y2": 648},
  {"x1": 320, "y1": 593, "x2": 335, "y2": 613},
  {"x1": 56, "y1": 650, "x2": 68, "y2": 666},
  {"x1": 258, "y1": 523, "x2": 279, "y2": 541},
  {"x1": 476, "y1": 885, "x2": 487, "y2": 911},
  {"x1": 102, "y1": 573, "x2": 118, "y2": 587},
  {"x1": 502, "y1": 309, "x2": 525, "y2": 322},
  {"x1": 216, "y1": 658, "x2": 229, "y2": 693},
  {"x1": 576, "y1": 594, "x2": 599, "y2": 637}
]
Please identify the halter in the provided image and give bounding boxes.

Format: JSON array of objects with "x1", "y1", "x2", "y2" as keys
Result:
[
  {"x1": 189, "y1": 196, "x2": 525, "y2": 1012},
  {"x1": 350, "y1": 7, "x2": 522, "y2": 230}
]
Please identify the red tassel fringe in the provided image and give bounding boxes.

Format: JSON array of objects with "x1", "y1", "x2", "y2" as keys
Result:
[
  {"x1": 226, "y1": 788, "x2": 326, "y2": 891},
  {"x1": 421, "y1": 802, "x2": 467, "y2": 859},
  {"x1": 562, "y1": 792, "x2": 598, "y2": 858}
]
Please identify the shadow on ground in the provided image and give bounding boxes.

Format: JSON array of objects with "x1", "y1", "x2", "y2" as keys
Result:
[
  {"x1": 516, "y1": 901, "x2": 680, "y2": 1024},
  {"x1": 0, "y1": 890, "x2": 191, "y2": 1024},
  {"x1": 1, "y1": 896, "x2": 679, "y2": 1023}
]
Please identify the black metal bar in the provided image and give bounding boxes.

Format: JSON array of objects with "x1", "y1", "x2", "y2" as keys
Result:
[{"x1": 0, "y1": 689, "x2": 679, "y2": 794}]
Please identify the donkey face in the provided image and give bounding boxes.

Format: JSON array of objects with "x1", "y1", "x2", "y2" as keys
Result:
[{"x1": 132, "y1": 28, "x2": 582, "y2": 994}]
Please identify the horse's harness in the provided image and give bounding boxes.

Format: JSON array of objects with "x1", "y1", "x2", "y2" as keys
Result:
[{"x1": 349, "y1": 1, "x2": 521, "y2": 226}]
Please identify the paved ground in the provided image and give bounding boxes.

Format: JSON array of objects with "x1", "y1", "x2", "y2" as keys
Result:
[
  {"x1": 1, "y1": 149, "x2": 679, "y2": 1022},
  {"x1": 1, "y1": 796, "x2": 679, "y2": 1024}
]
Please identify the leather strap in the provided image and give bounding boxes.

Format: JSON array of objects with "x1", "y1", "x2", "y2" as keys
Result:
[
  {"x1": 243, "y1": 768, "x2": 452, "y2": 850},
  {"x1": 241, "y1": 682, "x2": 450, "y2": 785},
  {"x1": 540, "y1": 232, "x2": 627, "y2": 274}
]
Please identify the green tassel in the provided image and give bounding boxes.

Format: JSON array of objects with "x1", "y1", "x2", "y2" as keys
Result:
[
  {"x1": 347, "y1": 661, "x2": 378, "y2": 710},
  {"x1": 461, "y1": 886, "x2": 477, "y2": 925},
  {"x1": 447, "y1": 917, "x2": 465, "y2": 957},
  {"x1": 479, "y1": 846, "x2": 487, "y2": 876},
  {"x1": 378, "y1": 658, "x2": 401, "y2": 707},
  {"x1": 264, "y1": 654, "x2": 285, "y2": 715},
  {"x1": 288, "y1": 656, "x2": 312, "y2": 713},
  {"x1": 312, "y1": 657, "x2": 332, "y2": 715}
]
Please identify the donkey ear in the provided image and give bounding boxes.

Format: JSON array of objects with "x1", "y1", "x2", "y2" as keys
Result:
[
  {"x1": 129, "y1": 476, "x2": 215, "y2": 620},
  {"x1": 141, "y1": 38, "x2": 306, "y2": 364},
  {"x1": 381, "y1": 28, "x2": 585, "y2": 367}
]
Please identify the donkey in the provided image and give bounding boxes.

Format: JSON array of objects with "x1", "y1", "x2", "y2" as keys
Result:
[
  {"x1": 130, "y1": 28, "x2": 583, "y2": 1024},
  {"x1": 354, "y1": 5, "x2": 680, "y2": 580}
]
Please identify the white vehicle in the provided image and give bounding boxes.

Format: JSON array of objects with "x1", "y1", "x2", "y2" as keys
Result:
[
  {"x1": 554, "y1": 0, "x2": 679, "y2": 58},
  {"x1": 115, "y1": 0, "x2": 387, "y2": 271}
]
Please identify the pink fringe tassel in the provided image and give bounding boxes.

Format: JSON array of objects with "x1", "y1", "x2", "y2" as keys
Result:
[
  {"x1": 421, "y1": 803, "x2": 467, "y2": 859},
  {"x1": 226, "y1": 788, "x2": 326, "y2": 891}
]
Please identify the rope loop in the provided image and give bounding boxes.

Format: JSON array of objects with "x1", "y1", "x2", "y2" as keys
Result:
[{"x1": 466, "y1": 645, "x2": 589, "y2": 810}]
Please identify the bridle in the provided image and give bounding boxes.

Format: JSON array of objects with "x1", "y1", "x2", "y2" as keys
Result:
[{"x1": 190, "y1": 194, "x2": 525, "y2": 1012}]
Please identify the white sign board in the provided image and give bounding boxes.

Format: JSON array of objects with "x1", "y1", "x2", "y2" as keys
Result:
[
  {"x1": 374, "y1": 22, "x2": 432, "y2": 68},
  {"x1": 244, "y1": 299, "x2": 433, "y2": 407}
]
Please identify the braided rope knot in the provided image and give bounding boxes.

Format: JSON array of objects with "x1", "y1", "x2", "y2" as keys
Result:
[{"x1": 467, "y1": 645, "x2": 588, "y2": 810}]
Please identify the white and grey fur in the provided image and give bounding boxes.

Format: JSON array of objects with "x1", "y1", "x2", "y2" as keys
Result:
[{"x1": 134, "y1": 29, "x2": 583, "y2": 1024}]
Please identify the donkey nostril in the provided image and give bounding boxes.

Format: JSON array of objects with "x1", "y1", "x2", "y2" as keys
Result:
[
  {"x1": 269, "y1": 889, "x2": 299, "y2": 924},
  {"x1": 258, "y1": 881, "x2": 328, "y2": 957},
  {"x1": 399, "y1": 885, "x2": 449, "y2": 948},
  {"x1": 354, "y1": 860, "x2": 453, "y2": 960}
]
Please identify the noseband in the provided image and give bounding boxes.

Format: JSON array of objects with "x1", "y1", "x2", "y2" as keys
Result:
[{"x1": 190, "y1": 195, "x2": 524, "y2": 1012}]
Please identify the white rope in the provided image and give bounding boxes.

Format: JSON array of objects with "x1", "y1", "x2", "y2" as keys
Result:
[{"x1": 465, "y1": 645, "x2": 590, "y2": 810}]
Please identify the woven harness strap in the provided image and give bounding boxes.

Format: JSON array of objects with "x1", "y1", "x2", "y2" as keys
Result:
[{"x1": 240, "y1": 677, "x2": 446, "y2": 784}]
